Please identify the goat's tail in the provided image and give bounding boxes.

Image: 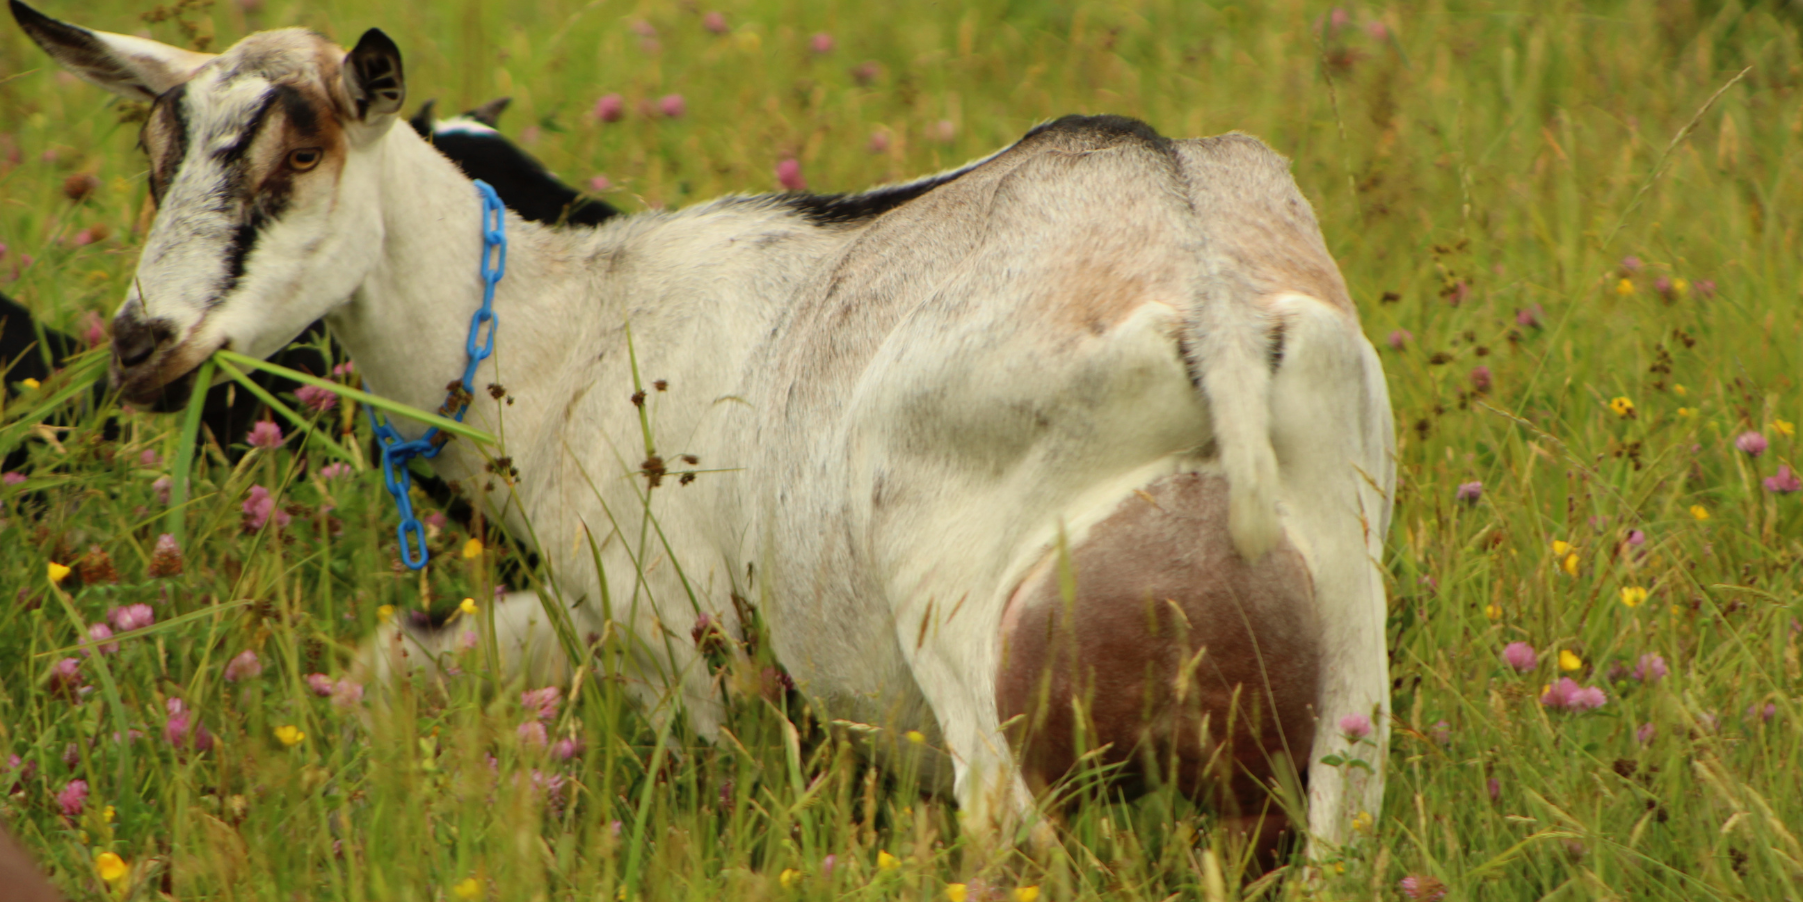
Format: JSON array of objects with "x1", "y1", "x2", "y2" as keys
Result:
[{"x1": 1186, "y1": 274, "x2": 1280, "y2": 561}]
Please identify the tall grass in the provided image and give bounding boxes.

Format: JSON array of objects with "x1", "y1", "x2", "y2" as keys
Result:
[{"x1": 1, "y1": 0, "x2": 1800, "y2": 899}]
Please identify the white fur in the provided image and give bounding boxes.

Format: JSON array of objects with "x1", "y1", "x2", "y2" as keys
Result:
[{"x1": 24, "y1": 12, "x2": 1396, "y2": 859}]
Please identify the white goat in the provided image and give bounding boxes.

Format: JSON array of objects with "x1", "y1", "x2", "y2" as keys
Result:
[{"x1": 15, "y1": 2, "x2": 1394, "y2": 863}]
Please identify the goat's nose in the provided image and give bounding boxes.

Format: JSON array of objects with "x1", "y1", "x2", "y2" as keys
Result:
[{"x1": 112, "y1": 313, "x2": 173, "y2": 369}]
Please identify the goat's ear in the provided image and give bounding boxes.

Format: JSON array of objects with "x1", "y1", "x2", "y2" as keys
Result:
[
  {"x1": 407, "y1": 99, "x2": 436, "y2": 138},
  {"x1": 342, "y1": 29, "x2": 404, "y2": 123},
  {"x1": 11, "y1": 0, "x2": 213, "y2": 101},
  {"x1": 467, "y1": 96, "x2": 510, "y2": 127}
]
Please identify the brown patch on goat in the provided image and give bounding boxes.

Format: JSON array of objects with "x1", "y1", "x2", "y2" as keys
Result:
[{"x1": 996, "y1": 472, "x2": 1320, "y2": 868}]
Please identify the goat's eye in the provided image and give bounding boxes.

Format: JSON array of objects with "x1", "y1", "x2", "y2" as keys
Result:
[{"x1": 287, "y1": 148, "x2": 323, "y2": 171}]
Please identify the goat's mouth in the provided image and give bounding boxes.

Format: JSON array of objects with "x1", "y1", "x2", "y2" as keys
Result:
[{"x1": 111, "y1": 342, "x2": 222, "y2": 412}]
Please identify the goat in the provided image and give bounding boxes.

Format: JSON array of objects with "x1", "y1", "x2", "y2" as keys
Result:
[{"x1": 14, "y1": 2, "x2": 1395, "y2": 863}]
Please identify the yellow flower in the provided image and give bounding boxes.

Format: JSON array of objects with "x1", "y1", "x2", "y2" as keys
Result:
[
  {"x1": 1673, "y1": 384, "x2": 1688, "y2": 397},
  {"x1": 1619, "y1": 586, "x2": 1648, "y2": 608},
  {"x1": 905, "y1": 730, "x2": 925, "y2": 745},
  {"x1": 462, "y1": 538, "x2": 484, "y2": 559},
  {"x1": 1351, "y1": 810, "x2": 1374, "y2": 834},
  {"x1": 47, "y1": 562, "x2": 71, "y2": 584},
  {"x1": 779, "y1": 869, "x2": 803, "y2": 889},
  {"x1": 1672, "y1": 277, "x2": 1690, "y2": 297},
  {"x1": 460, "y1": 597, "x2": 479, "y2": 616},
  {"x1": 946, "y1": 885, "x2": 969, "y2": 902},
  {"x1": 274, "y1": 725, "x2": 306, "y2": 747},
  {"x1": 1615, "y1": 278, "x2": 1635, "y2": 296},
  {"x1": 1551, "y1": 540, "x2": 1572, "y2": 556},
  {"x1": 1609, "y1": 396, "x2": 1635, "y2": 418},
  {"x1": 103, "y1": 805, "x2": 115, "y2": 823},
  {"x1": 1559, "y1": 650, "x2": 1583, "y2": 672},
  {"x1": 95, "y1": 851, "x2": 127, "y2": 883},
  {"x1": 1562, "y1": 553, "x2": 1579, "y2": 577},
  {"x1": 1690, "y1": 505, "x2": 1710, "y2": 521},
  {"x1": 1677, "y1": 407, "x2": 1695, "y2": 418},
  {"x1": 1484, "y1": 603, "x2": 1502, "y2": 621},
  {"x1": 453, "y1": 878, "x2": 482, "y2": 900},
  {"x1": 876, "y1": 850, "x2": 899, "y2": 871},
  {"x1": 20, "y1": 377, "x2": 39, "y2": 390},
  {"x1": 377, "y1": 604, "x2": 395, "y2": 622},
  {"x1": 1014, "y1": 888, "x2": 1041, "y2": 902},
  {"x1": 1772, "y1": 418, "x2": 1795, "y2": 438}
]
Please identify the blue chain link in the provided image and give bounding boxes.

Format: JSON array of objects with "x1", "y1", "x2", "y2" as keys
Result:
[{"x1": 366, "y1": 180, "x2": 506, "y2": 569}]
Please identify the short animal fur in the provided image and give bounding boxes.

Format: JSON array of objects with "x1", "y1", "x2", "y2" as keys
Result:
[{"x1": 14, "y1": 2, "x2": 1396, "y2": 861}]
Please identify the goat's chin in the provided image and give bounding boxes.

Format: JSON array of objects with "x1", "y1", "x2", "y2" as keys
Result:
[{"x1": 112, "y1": 359, "x2": 202, "y2": 413}]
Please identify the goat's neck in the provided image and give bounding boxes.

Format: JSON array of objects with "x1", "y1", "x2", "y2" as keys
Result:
[{"x1": 325, "y1": 124, "x2": 564, "y2": 465}]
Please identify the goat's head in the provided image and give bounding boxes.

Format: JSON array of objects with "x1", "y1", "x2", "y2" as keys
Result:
[{"x1": 12, "y1": 1, "x2": 407, "y2": 409}]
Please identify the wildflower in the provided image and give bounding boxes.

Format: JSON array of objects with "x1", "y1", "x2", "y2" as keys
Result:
[
  {"x1": 332, "y1": 361, "x2": 356, "y2": 376},
  {"x1": 821, "y1": 855, "x2": 836, "y2": 877},
  {"x1": 1561, "y1": 553, "x2": 1579, "y2": 576},
  {"x1": 1615, "y1": 278, "x2": 1634, "y2": 296},
  {"x1": 224, "y1": 649, "x2": 263, "y2": 682},
  {"x1": 1765, "y1": 465, "x2": 1802, "y2": 494},
  {"x1": 453, "y1": 878, "x2": 482, "y2": 900},
  {"x1": 1636, "y1": 722, "x2": 1656, "y2": 743},
  {"x1": 1677, "y1": 407, "x2": 1695, "y2": 418},
  {"x1": 19, "y1": 377, "x2": 39, "y2": 390},
  {"x1": 776, "y1": 158, "x2": 807, "y2": 192},
  {"x1": 295, "y1": 383, "x2": 337, "y2": 413},
  {"x1": 931, "y1": 120, "x2": 957, "y2": 143},
  {"x1": 588, "y1": 175, "x2": 611, "y2": 192},
  {"x1": 51, "y1": 657, "x2": 82, "y2": 688},
  {"x1": 1430, "y1": 720, "x2": 1452, "y2": 745},
  {"x1": 57, "y1": 779, "x2": 88, "y2": 818},
  {"x1": 876, "y1": 850, "x2": 899, "y2": 871},
  {"x1": 377, "y1": 605, "x2": 395, "y2": 622},
  {"x1": 318, "y1": 462, "x2": 352, "y2": 480},
  {"x1": 1735, "y1": 431, "x2": 1767, "y2": 457},
  {"x1": 552, "y1": 736, "x2": 583, "y2": 761},
  {"x1": 1559, "y1": 650, "x2": 1583, "y2": 672},
  {"x1": 1503, "y1": 641, "x2": 1538, "y2": 672},
  {"x1": 108, "y1": 604, "x2": 154, "y2": 633},
  {"x1": 1014, "y1": 888, "x2": 1040, "y2": 902},
  {"x1": 1694, "y1": 279, "x2": 1716, "y2": 298},
  {"x1": 1552, "y1": 539, "x2": 1572, "y2": 556},
  {"x1": 1620, "y1": 256, "x2": 1643, "y2": 273},
  {"x1": 658, "y1": 94, "x2": 686, "y2": 118},
  {"x1": 1484, "y1": 603, "x2": 1502, "y2": 620},
  {"x1": 1367, "y1": 20, "x2": 1390, "y2": 40},
  {"x1": 1747, "y1": 702, "x2": 1777, "y2": 723},
  {"x1": 330, "y1": 679, "x2": 364, "y2": 709},
  {"x1": 1456, "y1": 481, "x2": 1482, "y2": 504},
  {"x1": 1399, "y1": 875, "x2": 1448, "y2": 902},
  {"x1": 463, "y1": 538, "x2": 484, "y2": 559},
  {"x1": 1515, "y1": 304, "x2": 1544, "y2": 328},
  {"x1": 1609, "y1": 396, "x2": 1635, "y2": 418},
  {"x1": 1339, "y1": 713, "x2": 1372, "y2": 740},
  {"x1": 1469, "y1": 365, "x2": 1492, "y2": 393},
  {"x1": 1631, "y1": 653, "x2": 1667, "y2": 683},
  {"x1": 1772, "y1": 418, "x2": 1795, "y2": 438},
  {"x1": 518, "y1": 720, "x2": 548, "y2": 748},
  {"x1": 460, "y1": 597, "x2": 479, "y2": 617},
  {"x1": 1654, "y1": 276, "x2": 1673, "y2": 299},
  {"x1": 946, "y1": 885, "x2": 968, "y2": 902},
  {"x1": 88, "y1": 623, "x2": 119, "y2": 655},
  {"x1": 95, "y1": 851, "x2": 127, "y2": 884},
  {"x1": 1444, "y1": 280, "x2": 1470, "y2": 306},
  {"x1": 1626, "y1": 529, "x2": 1647, "y2": 546},
  {"x1": 84, "y1": 312, "x2": 107, "y2": 347},
  {"x1": 1351, "y1": 810, "x2": 1374, "y2": 834},
  {"x1": 1619, "y1": 586, "x2": 1648, "y2": 608},
  {"x1": 780, "y1": 868, "x2": 803, "y2": 888},
  {"x1": 306, "y1": 673, "x2": 335, "y2": 696},
  {"x1": 1386, "y1": 328, "x2": 1411, "y2": 350},
  {"x1": 1486, "y1": 777, "x2": 1500, "y2": 801},
  {"x1": 2, "y1": 471, "x2": 24, "y2": 486},
  {"x1": 1540, "y1": 678, "x2": 1606, "y2": 711},
  {"x1": 1689, "y1": 504, "x2": 1710, "y2": 520},
  {"x1": 702, "y1": 11, "x2": 728, "y2": 33},
  {"x1": 246, "y1": 420, "x2": 284, "y2": 449},
  {"x1": 47, "y1": 561, "x2": 71, "y2": 584},
  {"x1": 147, "y1": 533, "x2": 183, "y2": 577},
  {"x1": 593, "y1": 93, "x2": 624, "y2": 122},
  {"x1": 522, "y1": 686, "x2": 562, "y2": 721},
  {"x1": 274, "y1": 725, "x2": 305, "y2": 747},
  {"x1": 152, "y1": 475, "x2": 172, "y2": 505},
  {"x1": 242, "y1": 485, "x2": 290, "y2": 530},
  {"x1": 905, "y1": 730, "x2": 926, "y2": 745},
  {"x1": 851, "y1": 60, "x2": 882, "y2": 84}
]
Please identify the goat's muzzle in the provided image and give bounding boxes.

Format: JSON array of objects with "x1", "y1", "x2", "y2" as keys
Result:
[{"x1": 109, "y1": 312, "x2": 198, "y2": 412}]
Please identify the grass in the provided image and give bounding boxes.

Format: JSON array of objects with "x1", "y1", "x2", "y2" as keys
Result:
[{"x1": 2, "y1": 0, "x2": 1801, "y2": 899}]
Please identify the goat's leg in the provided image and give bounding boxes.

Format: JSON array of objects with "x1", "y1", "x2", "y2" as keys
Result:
[{"x1": 358, "y1": 589, "x2": 576, "y2": 693}]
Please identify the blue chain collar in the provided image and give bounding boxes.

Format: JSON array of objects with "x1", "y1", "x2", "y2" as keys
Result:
[{"x1": 367, "y1": 179, "x2": 507, "y2": 569}]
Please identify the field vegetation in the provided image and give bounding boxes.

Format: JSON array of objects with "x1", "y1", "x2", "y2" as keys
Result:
[{"x1": 1, "y1": 0, "x2": 1800, "y2": 899}]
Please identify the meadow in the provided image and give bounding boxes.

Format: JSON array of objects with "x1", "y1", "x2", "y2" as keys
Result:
[{"x1": 2, "y1": 0, "x2": 1801, "y2": 899}]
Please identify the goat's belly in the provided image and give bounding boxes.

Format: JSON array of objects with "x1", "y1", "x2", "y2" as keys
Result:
[{"x1": 995, "y1": 472, "x2": 1320, "y2": 822}]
